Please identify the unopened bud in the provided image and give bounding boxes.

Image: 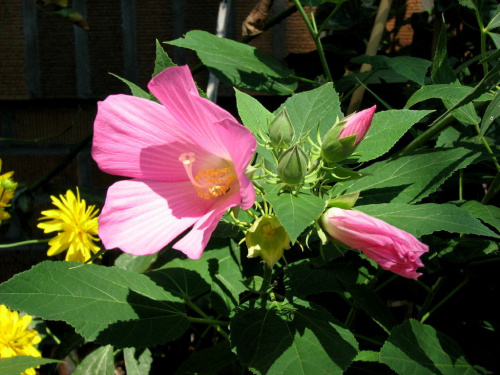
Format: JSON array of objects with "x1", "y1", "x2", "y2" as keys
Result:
[
  {"x1": 246, "y1": 215, "x2": 291, "y2": 268},
  {"x1": 278, "y1": 144, "x2": 308, "y2": 185},
  {"x1": 321, "y1": 105, "x2": 376, "y2": 163},
  {"x1": 269, "y1": 108, "x2": 294, "y2": 149}
]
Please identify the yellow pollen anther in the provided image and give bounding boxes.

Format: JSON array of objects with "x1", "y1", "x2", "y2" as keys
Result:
[{"x1": 179, "y1": 153, "x2": 236, "y2": 200}]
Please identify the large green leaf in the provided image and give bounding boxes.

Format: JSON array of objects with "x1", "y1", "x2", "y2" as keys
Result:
[
  {"x1": 230, "y1": 300, "x2": 359, "y2": 375},
  {"x1": 265, "y1": 192, "x2": 326, "y2": 243},
  {"x1": 356, "y1": 203, "x2": 500, "y2": 238},
  {"x1": 480, "y1": 91, "x2": 500, "y2": 136},
  {"x1": 459, "y1": 200, "x2": 500, "y2": 233},
  {"x1": 352, "y1": 110, "x2": 434, "y2": 163},
  {"x1": 284, "y1": 259, "x2": 346, "y2": 299},
  {"x1": 158, "y1": 239, "x2": 249, "y2": 316},
  {"x1": 0, "y1": 356, "x2": 61, "y2": 375},
  {"x1": 175, "y1": 341, "x2": 242, "y2": 375},
  {"x1": 405, "y1": 85, "x2": 474, "y2": 109},
  {"x1": 352, "y1": 55, "x2": 431, "y2": 86},
  {"x1": 0, "y1": 261, "x2": 189, "y2": 347},
  {"x1": 73, "y1": 345, "x2": 114, "y2": 375},
  {"x1": 114, "y1": 253, "x2": 158, "y2": 273},
  {"x1": 332, "y1": 147, "x2": 481, "y2": 205},
  {"x1": 276, "y1": 82, "x2": 343, "y2": 143},
  {"x1": 168, "y1": 30, "x2": 297, "y2": 95},
  {"x1": 124, "y1": 348, "x2": 153, "y2": 375},
  {"x1": 380, "y1": 319, "x2": 478, "y2": 374}
]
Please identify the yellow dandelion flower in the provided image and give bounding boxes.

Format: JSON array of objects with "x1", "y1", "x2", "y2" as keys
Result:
[
  {"x1": 38, "y1": 188, "x2": 100, "y2": 262},
  {"x1": 0, "y1": 305, "x2": 41, "y2": 375},
  {"x1": 0, "y1": 158, "x2": 18, "y2": 225}
]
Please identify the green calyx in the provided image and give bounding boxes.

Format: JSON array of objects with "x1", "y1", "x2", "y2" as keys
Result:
[
  {"x1": 269, "y1": 108, "x2": 295, "y2": 149},
  {"x1": 246, "y1": 215, "x2": 291, "y2": 268},
  {"x1": 278, "y1": 144, "x2": 308, "y2": 185}
]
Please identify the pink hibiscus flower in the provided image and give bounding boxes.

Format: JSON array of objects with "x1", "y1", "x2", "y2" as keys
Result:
[
  {"x1": 92, "y1": 66, "x2": 256, "y2": 259},
  {"x1": 321, "y1": 207, "x2": 428, "y2": 279}
]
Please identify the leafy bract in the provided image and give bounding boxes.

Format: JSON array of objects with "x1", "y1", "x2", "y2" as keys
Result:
[
  {"x1": 265, "y1": 192, "x2": 326, "y2": 243},
  {"x1": 153, "y1": 39, "x2": 176, "y2": 77},
  {"x1": 380, "y1": 319, "x2": 478, "y2": 374},
  {"x1": 352, "y1": 110, "x2": 433, "y2": 162},
  {"x1": 0, "y1": 261, "x2": 188, "y2": 348},
  {"x1": 168, "y1": 30, "x2": 297, "y2": 95},
  {"x1": 356, "y1": 203, "x2": 500, "y2": 238},
  {"x1": 230, "y1": 300, "x2": 359, "y2": 375},
  {"x1": 332, "y1": 147, "x2": 481, "y2": 205}
]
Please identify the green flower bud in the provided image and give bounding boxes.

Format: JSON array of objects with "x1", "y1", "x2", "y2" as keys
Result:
[
  {"x1": 320, "y1": 124, "x2": 356, "y2": 163},
  {"x1": 327, "y1": 191, "x2": 360, "y2": 209},
  {"x1": 269, "y1": 108, "x2": 294, "y2": 149},
  {"x1": 278, "y1": 144, "x2": 308, "y2": 185},
  {"x1": 246, "y1": 215, "x2": 291, "y2": 268}
]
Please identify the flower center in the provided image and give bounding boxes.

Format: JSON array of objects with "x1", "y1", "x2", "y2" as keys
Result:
[{"x1": 179, "y1": 153, "x2": 236, "y2": 200}]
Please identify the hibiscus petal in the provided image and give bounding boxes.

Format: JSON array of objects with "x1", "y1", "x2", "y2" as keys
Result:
[
  {"x1": 92, "y1": 94, "x2": 213, "y2": 181},
  {"x1": 148, "y1": 66, "x2": 244, "y2": 160},
  {"x1": 98, "y1": 179, "x2": 215, "y2": 255}
]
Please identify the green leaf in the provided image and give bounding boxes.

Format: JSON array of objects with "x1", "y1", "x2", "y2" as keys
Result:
[
  {"x1": 276, "y1": 83, "x2": 342, "y2": 144},
  {"x1": 146, "y1": 267, "x2": 211, "y2": 300},
  {"x1": 480, "y1": 91, "x2": 500, "y2": 136},
  {"x1": 153, "y1": 39, "x2": 176, "y2": 77},
  {"x1": 356, "y1": 203, "x2": 500, "y2": 238},
  {"x1": 460, "y1": 200, "x2": 500, "y2": 233},
  {"x1": 230, "y1": 300, "x2": 359, "y2": 375},
  {"x1": 265, "y1": 192, "x2": 326, "y2": 243},
  {"x1": 340, "y1": 283, "x2": 398, "y2": 333},
  {"x1": 352, "y1": 55, "x2": 431, "y2": 86},
  {"x1": 109, "y1": 73, "x2": 150, "y2": 99},
  {"x1": 175, "y1": 341, "x2": 242, "y2": 375},
  {"x1": 406, "y1": 84, "x2": 480, "y2": 125},
  {"x1": 124, "y1": 348, "x2": 153, "y2": 375},
  {"x1": 0, "y1": 356, "x2": 62, "y2": 375},
  {"x1": 486, "y1": 5, "x2": 500, "y2": 31},
  {"x1": 235, "y1": 89, "x2": 274, "y2": 138},
  {"x1": 431, "y1": 21, "x2": 456, "y2": 85},
  {"x1": 235, "y1": 89, "x2": 275, "y2": 164},
  {"x1": 405, "y1": 85, "x2": 474, "y2": 109},
  {"x1": 0, "y1": 261, "x2": 189, "y2": 348},
  {"x1": 380, "y1": 319, "x2": 478, "y2": 374},
  {"x1": 284, "y1": 259, "x2": 345, "y2": 299},
  {"x1": 332, "y1": 147, "x2": 481, "y2": 205},
  {"x1": 352, "y1": 110, "x2": 433, "y2": 162},
  {"x1": 114, "y1": 253, "x2": 158, "y2": 273},
  {"x1": 354, "y1": 350, "x2": 382, "y2": 363},
  {"x1": 73, "y1": 345, "x2": 114, "y2": 375},
  {"x1": 437, "y1": 237, "x2": 499, "y2": 263},
  {"x1": 168, "y1": 30, "x2": 297, "y2": 95},
  {"x1": 158, "y1": 239, "x2": 248, "y2": 316}
]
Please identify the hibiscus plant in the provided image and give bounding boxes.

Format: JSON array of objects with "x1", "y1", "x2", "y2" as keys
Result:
[{"x1": 1, "y1": 0, "x2": 500, "y2": 374}]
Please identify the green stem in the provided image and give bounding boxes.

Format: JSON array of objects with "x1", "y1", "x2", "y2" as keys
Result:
[
  {"x1": 187, "y1": 317, "x2": 230, "y2": 326},
  {"x1": 0, "y1": 239, "x2": 49, "y2": 249},
  {"x1": 473, "y1": 3, "x2": 488, "y2": 76},
  {"x1": 184, "y1": 298, "x2": 230, "y2": 340},
  {"x1": 317, "y1": 3, "x2": 342, "y2": 36},
  {"x1": 26, "y1": 133, "x2": 93, "y2": 194},
  {"x1": 261, "y1": 264, "x2": 274, "y2": 302},
  {"x1": 420, "y1": 276, "x2": 468, "y2": 324},
  {"x1": 482, "y1": 172, "x2": 500, "y2": 205},
  {"x1": 353, "y1": 333, "x2": 384, "y2": 346},
  {"x1": 418, "y1": 277, "x2": 444, "y2": 321},
  {"x1": 291, "y1": 0, "x2": 333, "y2": 82}
]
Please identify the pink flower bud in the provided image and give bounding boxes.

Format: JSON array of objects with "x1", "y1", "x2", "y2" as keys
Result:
[
  {"x1": 321, "y1": 207, "x2": 428, "y2": 279},
  {"x1": 338, "y1": 105, "x2": 376, "y2": 146}
]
